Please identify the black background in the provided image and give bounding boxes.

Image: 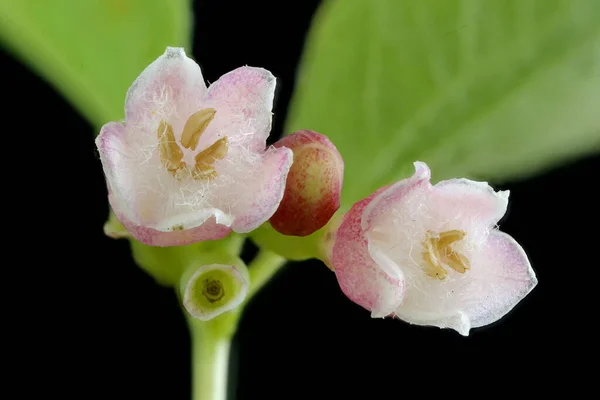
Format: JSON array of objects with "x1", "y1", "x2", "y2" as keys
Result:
[{"x1": 4, "y1": 0, "x2": 598, "y2": 398}]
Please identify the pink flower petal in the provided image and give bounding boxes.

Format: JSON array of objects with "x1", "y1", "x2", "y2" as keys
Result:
[
  {"x1": 462, "y1": 230, "x2": 537, "y2": 329},
  {"x1": 114, "y1": 202, "x2": 231, "y2": 246},
  {"x1": 361, "y1": 162, "x2": 431, "y2": 279},
  {"x1": 431, "y1": 178, "x2": 509, "y2": 231},
  {"x1": 125, "y1": 47, "x2": 207, "y2": 125},
  {"x1": 206, "y1": 67, "x2": 276, "y2": 151},
  {"x1": 96, "y1": 121, "x2": 137, "y2": 223},
  {"x1": 225, "y1": 146, "x2": 294, "y2": 233},
  {"x1": 362, "y1": 162, "x2": 432, "y2": 232},
  {"x1": 332, "y1": 190, "x2": 405, "y2": 317}
]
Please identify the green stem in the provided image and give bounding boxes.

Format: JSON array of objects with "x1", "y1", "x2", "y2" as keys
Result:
[
  {"x1": 188, "y1": 318, "x2": 233, "y2": 400},
  {"x1": 224, "y1": 233, "x2": 245, "y2": 256},
  {"x1": 183, "y1": 249, "x2": 286, "y2": 400},
  {"x1": 247, "y1": 250, "x2": 287, "y2": 299}
]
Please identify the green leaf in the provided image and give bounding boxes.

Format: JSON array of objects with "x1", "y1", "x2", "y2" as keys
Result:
[
  {"x1": 0, "y1": 0, "x2": 192, "y2": 128},
  {"x1": 287, "y1": 0, "x2": 600, "y2": 208}
]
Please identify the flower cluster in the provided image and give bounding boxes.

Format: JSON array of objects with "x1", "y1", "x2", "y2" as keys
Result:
[{"x1": 97, "y1": 48, "x2": 537, "y2": 333}]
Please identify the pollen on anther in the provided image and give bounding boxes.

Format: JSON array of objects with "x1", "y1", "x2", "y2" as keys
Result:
[
  {"x1": 180, "y1": 108, "x2": 217, "y2": 151},
  {"x1": 421, "y1": 229, "x2": 470, "y2": 279},
  {"x1": 192, "y1": 137, "x2": 229, "y2": 181},
  {"x1": 157, "y1": 121, "x2": 184, "y2": 172}
]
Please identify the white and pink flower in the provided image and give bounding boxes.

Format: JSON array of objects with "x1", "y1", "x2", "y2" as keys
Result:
[
  {"x1": 96, "y1": 47, "x2": 293, "y2": 246},
  {"x1": 328, "y1": 161, "x2": 537, "y2": 335}
]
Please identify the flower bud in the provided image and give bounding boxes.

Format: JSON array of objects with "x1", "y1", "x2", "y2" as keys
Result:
[
  {"x1": 270, "y1": 130, "x2": 344, "y2": 236},
  {"x1": 181, "y1": 263, "x2": 249, "y2": 321}
]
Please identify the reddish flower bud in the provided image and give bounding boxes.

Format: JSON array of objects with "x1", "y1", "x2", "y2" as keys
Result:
[{"x1": 270, "y1": 130, "x2": 344, "y2": 236}]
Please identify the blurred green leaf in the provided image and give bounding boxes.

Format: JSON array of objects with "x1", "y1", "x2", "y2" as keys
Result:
[
  {"x1": 0, "y1": 0, "x2": 192, "y2": 128},
  {"x1": 287, "y1": 0, "x2": 600, "y2": 208}
]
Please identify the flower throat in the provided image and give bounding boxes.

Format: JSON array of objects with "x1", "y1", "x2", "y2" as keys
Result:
[{"x1": 157, "y1": 108, "x2": 229, "y2": 181}]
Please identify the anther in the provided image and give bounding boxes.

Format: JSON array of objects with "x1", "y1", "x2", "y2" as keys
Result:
[
  {"x1": 157, "y1": 121, "x2": 184, "y2": 172},
  {"x1": 192, "y1": 137, "x2": 229, "y2": 180},
  {"x1": 180, "y1": 108, "x2": 217, "y2": 150},
  {"x1": 421, "y1": 230, "x2": 470, "y2": 280}
]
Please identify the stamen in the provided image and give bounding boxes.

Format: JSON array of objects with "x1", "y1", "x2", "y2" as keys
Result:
[
  {"x1": 193, "y1": 137, "x2": 229, "y2": 180},
  {"x1": 424, "y1": 236, "x2": 441, "y2": 265},
  {"x1": 421, "y1": 230, "x2": 470, "y2": 280},
  {"x1": 191, "y1": 165, "x2": 217, "y2": 181},
  {"x1": 180, "y1": 108, "x2": 217, "y2": 150},
  {"x1": 436, "y1": 230, "x2": 466, "y2": 248},
  {"x1": 445, "y1": 250, "x2": 470, "y2": 273},
  {"x1": 422, "y1": 250, "x2": 448, "y2": 280},
  {"x1": 157, "y1": 117, "x2": 228, "y2": 181},
  {"x1": 157, "y1": 121, "x2": 184, "y2": 171}
]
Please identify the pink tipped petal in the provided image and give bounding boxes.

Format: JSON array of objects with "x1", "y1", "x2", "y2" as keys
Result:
[
  {"x1": 361, "y1": 162, "x2": 432, "y2": 279},
  {"x1": 227, "y1": 146, "x2": 293, "y2": 233},
  {"x1": 114, "y1": 206, "x2": 231, "y2": 247},
  {"x1": 96, "y1": 121, "x2": 138, "y2": 222},
  {"x1": 125, "y1": 47, "x2": 207, "y2": 125},
  {"x1": 362, "y1": 161, "x2": 431, "y2": 232},
  {"x1": 332, "y1": 192, "x2": 405, "y2": 317},
  {"x1": 96, "y1": 121, "x2": 127, "y2": 158},
  {"x1": 464, "y1": 230, "x2": 537, "y2": 329},
  {"x1": 96, "y1": 121, "x2": 127, "y2": 176},
  {"x1": 432, "y1": 178, "x2": 510, "y2": 230},
  {"x1": 206, "y1": 67, "x2": 276, "y2": 151}
]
